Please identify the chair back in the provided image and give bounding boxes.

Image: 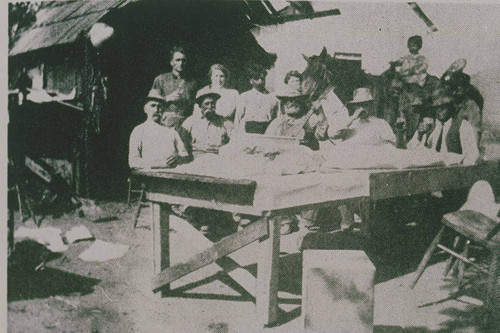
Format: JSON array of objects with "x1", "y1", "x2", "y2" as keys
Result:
[{"x1": 460, "y1": 180, "x2": 500, "y2": 221}]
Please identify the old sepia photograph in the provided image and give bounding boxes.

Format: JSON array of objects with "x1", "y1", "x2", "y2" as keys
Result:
[{"x1": 5, "y1": 0, "x2": 500, "y2": 332}]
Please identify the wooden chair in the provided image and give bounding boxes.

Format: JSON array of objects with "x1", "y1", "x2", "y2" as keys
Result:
[
  {"x1": 410, "y1": 181, "x2": 500, "y2": 317},
  {"x1": 127, "y1": 177, "x2": 148, "y2": 228}
]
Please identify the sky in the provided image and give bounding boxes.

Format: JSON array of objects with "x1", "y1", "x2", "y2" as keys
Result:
[{"x1": 253, "y1": 2, "x2": 500, "y2": 89}]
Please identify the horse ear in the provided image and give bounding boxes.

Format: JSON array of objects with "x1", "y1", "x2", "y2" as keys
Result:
[
  {"x1": 320, "y1": 47, "x2": 328, "y2": 59},
  {"x1": 302, "y1": 54, "x2": 311, "y2": 63}
]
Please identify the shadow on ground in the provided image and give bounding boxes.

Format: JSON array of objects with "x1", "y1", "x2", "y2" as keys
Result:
[{"x1": 8, "y1": 240, "x2": 100, "y2": 302}]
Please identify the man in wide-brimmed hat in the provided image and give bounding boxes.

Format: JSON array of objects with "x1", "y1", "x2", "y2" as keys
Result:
[
  {"x1": 441, "y1": 69, "x2": 482, "y2": 144},
  {"x1": 412, "y1": 88, "x2": 479, "y2": 165},
  {"x1": 265, "y1": 85, "x2": 328, "y2": 151},
  {"x1": 181, "y1": 90, "x2": 233, "y2": 156},
  {"x1": 128, "y1": 89, "x2": 189, "y2": 169},
  {"x1": 330, "y1": 87, "x2": 396, "y2": 146}
]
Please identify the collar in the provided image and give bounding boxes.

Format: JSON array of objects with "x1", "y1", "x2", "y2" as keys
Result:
[{"x1": 171, "y1": 71, "x2": 183, "y2": 80}]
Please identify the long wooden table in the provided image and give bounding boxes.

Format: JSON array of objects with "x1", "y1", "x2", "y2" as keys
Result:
[{"x1": 132, "y1": 161, "x2": 499, "y2": 327}]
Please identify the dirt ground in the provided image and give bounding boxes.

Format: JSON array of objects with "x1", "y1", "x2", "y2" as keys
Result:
[{"x1": 7, "y1": 199, "x2": 500, "y2": 333}]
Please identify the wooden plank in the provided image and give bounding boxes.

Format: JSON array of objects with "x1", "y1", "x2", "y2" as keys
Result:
[
  {"x1": 256, "y1": 214, "x2": 281, "y2": 327},
  {"x1": 146, "y1": 192, "x2": 261, "y2": 216},
  {"x1": 169, "y1": 215, "x2": 260, "y2": 297},
  {"x1": 132, "y1": 169, "x2": 256, "y2": 187},
  {"x1": 152, "y1": 218, "x2": 268, "y2": 292},
  {"x1": 152, "y1": 203, "x2": 171, "y2": 295},
  {"x1": 138, "y1": 176, "x2": 256, "y2": 208},
  {"x1": 369, "y1": 162, "x2": 499, "y2": 200}
]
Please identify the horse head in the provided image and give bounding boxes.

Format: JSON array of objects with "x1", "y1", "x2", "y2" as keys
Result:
[{"x1": 301, "y1": 48, "x2": 337, "y2": 104}]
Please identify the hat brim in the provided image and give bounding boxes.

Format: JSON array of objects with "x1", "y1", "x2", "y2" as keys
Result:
[
  {"x1": 145, "y1": 97, "x2": 167, "y2": 104},
  {"x1": 276, "y1": 94, "x2": 308, "y2": 100},
  {"x1": 196, "y1": 93, "x2": 221, "y2": 104},
  {"x1": 347, "y1": 98, "x2": 373, "y2": 105}
]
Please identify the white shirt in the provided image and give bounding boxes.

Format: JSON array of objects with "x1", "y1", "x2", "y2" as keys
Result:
[
  {"x1": 409, "y1": 117, "x2": 479, "y2": 165},
  {"x1": 339, "y1": 116, "x2": 396, "y2": 146},
  {"x1": 128, "y1": 121, "x2": 188, "y2": 169},
  {"x1": 182, "y1": 114, "x2": 233, "y2": 153},
  {"x1": 234, "y1": 88, "x2": 278, "y2": 131}
]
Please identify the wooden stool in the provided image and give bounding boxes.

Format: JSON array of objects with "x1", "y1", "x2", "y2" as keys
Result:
[{"x1": 127, "y1": 177, "x2": 144, "y2": 206}]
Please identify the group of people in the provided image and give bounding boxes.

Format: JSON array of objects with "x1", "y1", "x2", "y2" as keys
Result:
[
  {"x1": 129, "y1": 42, "x2": 482, "y2": 236},
  {"x1": 390, "y1": 35, "x2": 482, "y2": 154}
]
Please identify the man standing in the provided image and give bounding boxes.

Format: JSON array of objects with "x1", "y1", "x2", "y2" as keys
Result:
[
  {"x1": 234, "y1": 66, "x2": 278, "y2": 134},
  {"x1": 129, "y1": 90, "x2": 189, "y2": 169},
  {"x1": 182, "y1": 91, "x2": 233, "y2": 156},
  {"x1": 152, "y1": 46, "x2": 197, "y2": 119}
]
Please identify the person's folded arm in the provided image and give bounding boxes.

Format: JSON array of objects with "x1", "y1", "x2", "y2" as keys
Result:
[{"x1": 460, "y1": 120, "x2": 479, "y2": 165}]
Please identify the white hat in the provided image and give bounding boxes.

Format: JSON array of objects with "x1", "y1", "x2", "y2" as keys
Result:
[{"x1": 347, "y1": 88, "x2": 374, "y2": 104}]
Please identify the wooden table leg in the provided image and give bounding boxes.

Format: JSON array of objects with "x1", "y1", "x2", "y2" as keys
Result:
[
  {"x1": 256, "y1": 212, "x2": 280, "y2": 327},
  {"x1": 359, "y1": 198, "x2": 372, "y2": 239},
  {"x1": 152, "y1": 202, "x2": 171, "y2": 297}
]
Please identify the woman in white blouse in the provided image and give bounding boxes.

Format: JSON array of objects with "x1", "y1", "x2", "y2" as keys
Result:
[{"x1": 196, "y1": 64, "x2": 239, "y2": 122}]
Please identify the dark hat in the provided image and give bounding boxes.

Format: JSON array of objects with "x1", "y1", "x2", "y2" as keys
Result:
[
  {"x1": 195, "y1": 90, "x2": 221, "y2": 105},
  {"x1": 444, "y1": 72, "x2": 471, "y2": 88},
  {"x1": 432, "y1": 88, "x2": 453, "y2": 107},
  {"x1": 145, "y1": 89, "x2": 166, "y2": 104}
]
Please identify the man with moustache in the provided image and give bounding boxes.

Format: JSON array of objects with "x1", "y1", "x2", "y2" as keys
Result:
[{"x1": 128, "y1": 89, "x2": 189, "y2": 169}]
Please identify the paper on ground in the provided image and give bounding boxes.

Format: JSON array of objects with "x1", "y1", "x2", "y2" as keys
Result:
[
  {"x1": 78, "y1": 240, "x2": 129, "y2": 262},
  {"x1": 65, "y1": 225, "x2": 94, "y2": 244},
  {"x1": 15, "y1": 226, "x2": 68, "y2": 252}
]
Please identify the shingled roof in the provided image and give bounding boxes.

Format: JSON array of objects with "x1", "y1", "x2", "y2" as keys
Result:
[{"x1": 9, "y1": 0, "x2": 132, "y2": 56}]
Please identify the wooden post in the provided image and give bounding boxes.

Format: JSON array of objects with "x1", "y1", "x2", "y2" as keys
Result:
[
  {"x1": 256, "y1": 212, "x2": 280, "y2": 327},
  {"x1": 152, "y1": 203, "x2": 171, "y2": 296}
]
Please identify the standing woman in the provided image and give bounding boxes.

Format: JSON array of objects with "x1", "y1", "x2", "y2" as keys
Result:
[{"x1": 196, "y1": 64, "x2": 239, "y2": 122}]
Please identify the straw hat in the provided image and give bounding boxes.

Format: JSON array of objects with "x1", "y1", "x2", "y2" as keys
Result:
[
  {"x1": 195, "y1": 90, "x2": 221, "y2": 105},
  {"x1": 347, "y1": 88, "x2": 374, "y2": 105},
  {"x1": 145, "y1": 89, "x2": 166, "y2": 104}
]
